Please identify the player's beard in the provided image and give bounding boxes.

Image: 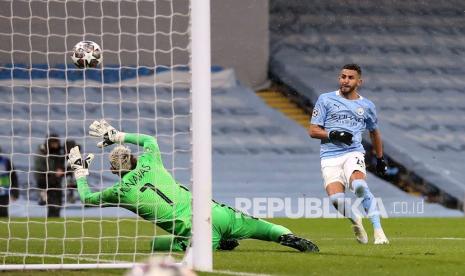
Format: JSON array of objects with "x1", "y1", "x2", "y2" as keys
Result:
[{"x1": 340, "y1": 84, "x2": 357, "y2": 95}]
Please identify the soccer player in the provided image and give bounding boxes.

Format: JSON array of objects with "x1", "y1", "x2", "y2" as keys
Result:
[
  {"x1": 67, "y1": 119, "x2": 319, "y2": 252},
  {"x1": 309, "y1": 64, "x2": 389, "y2": 244}
]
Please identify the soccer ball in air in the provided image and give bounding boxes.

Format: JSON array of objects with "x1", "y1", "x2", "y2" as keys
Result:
[{"x1": 71, "y1": 41, "x2": 102, "y2": 68}]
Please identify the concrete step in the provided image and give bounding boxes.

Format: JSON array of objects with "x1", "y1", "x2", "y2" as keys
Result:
[{"x1": 257, "y1": 90, "x2": 309, "y2": 129}]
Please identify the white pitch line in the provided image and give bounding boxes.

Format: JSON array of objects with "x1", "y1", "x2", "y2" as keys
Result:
[
  {"x1": 0, "y1": 252, "x2": 128, "y2": 264},
  {"x1": 1, "y1": 253, "x2": 271, "y2": 275},
  {"x1": 212, "y1": 270, "x2": 271, "y2": 276},
  {"x1": 394, "y1": 237, "x2": 465, "y2": 241},
  {"x1": 316, "y1": 237, "x2": 465, "y2": 241}
]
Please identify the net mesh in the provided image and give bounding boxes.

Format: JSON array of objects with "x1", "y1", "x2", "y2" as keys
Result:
[{"x1": 0, "y1": 0, "x2": 191, "y2": 267}]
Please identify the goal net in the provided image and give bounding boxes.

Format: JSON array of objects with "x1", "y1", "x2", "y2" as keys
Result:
[{"x1": 0, "y1": 0, "x2": 211, "y2": 271}]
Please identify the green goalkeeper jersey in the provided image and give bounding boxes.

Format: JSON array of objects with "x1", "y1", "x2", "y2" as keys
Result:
[{"x1": 76, "y1": 133, "x2": 192, "y2": 237}]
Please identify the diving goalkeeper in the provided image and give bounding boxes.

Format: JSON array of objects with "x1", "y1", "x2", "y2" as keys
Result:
[{"x1": 68, "y1": 119, "x2": 319, "y2": 253}]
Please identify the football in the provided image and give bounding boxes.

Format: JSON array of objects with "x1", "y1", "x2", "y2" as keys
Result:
[{"x1": 71, "y1": 41, "x2": 102, "y2": 68}]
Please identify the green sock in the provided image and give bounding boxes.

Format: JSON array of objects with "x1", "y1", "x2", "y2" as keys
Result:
[{"x1": 251, "y1": 219, "x2": 291, "y2": 242}]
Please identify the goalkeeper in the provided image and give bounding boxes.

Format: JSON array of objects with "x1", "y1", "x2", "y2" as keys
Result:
[{"x1": 68, "y1": 120, "x2": 318, "y2": 253}]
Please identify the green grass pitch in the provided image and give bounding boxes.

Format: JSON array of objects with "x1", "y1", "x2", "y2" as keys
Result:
[{"x1": 1, "y1": 217, "x2": 465, "y2": 275}]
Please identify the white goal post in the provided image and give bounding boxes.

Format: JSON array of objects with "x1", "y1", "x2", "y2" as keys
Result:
[
  {"x1": 191, "y1": 0, "x2": 213, "y2": 271},
  {"x1": 0, "y1": 0, "x2": 212, "y2": 271}
]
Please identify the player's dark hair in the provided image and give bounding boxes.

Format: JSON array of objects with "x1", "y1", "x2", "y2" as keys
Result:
[{"x1": 342, "y1": 64, "x2": 362, "y2": 76}]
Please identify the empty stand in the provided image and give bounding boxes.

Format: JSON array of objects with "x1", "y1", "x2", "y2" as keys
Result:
[{"x1": 270, "y1": 0, "x2": 465, "y2": 207}]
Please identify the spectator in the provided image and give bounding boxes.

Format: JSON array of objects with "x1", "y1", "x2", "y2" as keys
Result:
[
  {"x1": 34, "y1": 134, "x2": 65, "y2": 217},
  {"x1": 0, "y1": 146, "x2": 19, "y2": 217}
]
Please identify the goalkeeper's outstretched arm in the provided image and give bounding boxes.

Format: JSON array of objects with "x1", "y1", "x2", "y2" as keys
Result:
[
  {"x1": 76, "y1": 177, "x2": 114, "y2": 206},
  {"x1": 123, "y1": 133, "x2": 161, "y2": 157},
  {"x1": 68, "y1": 146, "x2": 115, "y2": 206},
  {"x1": 89, "y1": 119, "x2": 161, "y2": 157}
]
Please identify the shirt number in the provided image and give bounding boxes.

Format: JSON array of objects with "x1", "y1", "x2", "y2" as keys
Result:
[{"x1": 140, "y1": 183, "x2": 173, "y2": 205}]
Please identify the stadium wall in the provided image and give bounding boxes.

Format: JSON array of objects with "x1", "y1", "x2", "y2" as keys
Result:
[{"x1": 0, "y1": 0, "x2": 268, "y2": 88}]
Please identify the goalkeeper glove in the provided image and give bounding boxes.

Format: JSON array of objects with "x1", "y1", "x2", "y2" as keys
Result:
[
  {"x1": 89, "y1": 119, "x2": 125, "y2": 148},
  {"x1": 68, "y1": 146, "x2": 94, "y2": 179},
  {"x1": 376, "y1": 156, "x2": 388, "y2": 176},
  {"x1": 328, "y1": 130, "x2": 353, "y2": 145}
]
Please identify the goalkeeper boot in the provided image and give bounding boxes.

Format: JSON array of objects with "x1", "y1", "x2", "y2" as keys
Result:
[
  {"x1": 218, "y1": 239, "x2": 239, "y2": 251},
  {"x1": 352, "y1": 217, "x2": 368, "y2": 244},
  {"x1": 278, "y1": 234, "x2": 319, "y2": 253},
  {"x1": 374, "y1": 228, "x2": 389, "y2": 245}
]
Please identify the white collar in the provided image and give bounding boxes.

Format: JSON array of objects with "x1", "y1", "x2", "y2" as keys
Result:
[{"x1": 336, "y1": 90, "x2": 363, "y2": 100}]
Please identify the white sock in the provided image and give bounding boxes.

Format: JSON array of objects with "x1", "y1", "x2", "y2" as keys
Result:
[{"x1": 329, "y1": 192, "x2": 359, "y2": 224}]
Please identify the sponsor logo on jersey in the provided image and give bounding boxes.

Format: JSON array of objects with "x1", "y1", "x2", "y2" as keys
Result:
[{"x1": 330, "y1": 113, "x2": 364, "y2": 123}]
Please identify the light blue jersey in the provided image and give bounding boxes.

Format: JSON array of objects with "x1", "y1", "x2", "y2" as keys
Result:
[{"x1": 311, "y1": 90, "x2": 378, "y2": 159}]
